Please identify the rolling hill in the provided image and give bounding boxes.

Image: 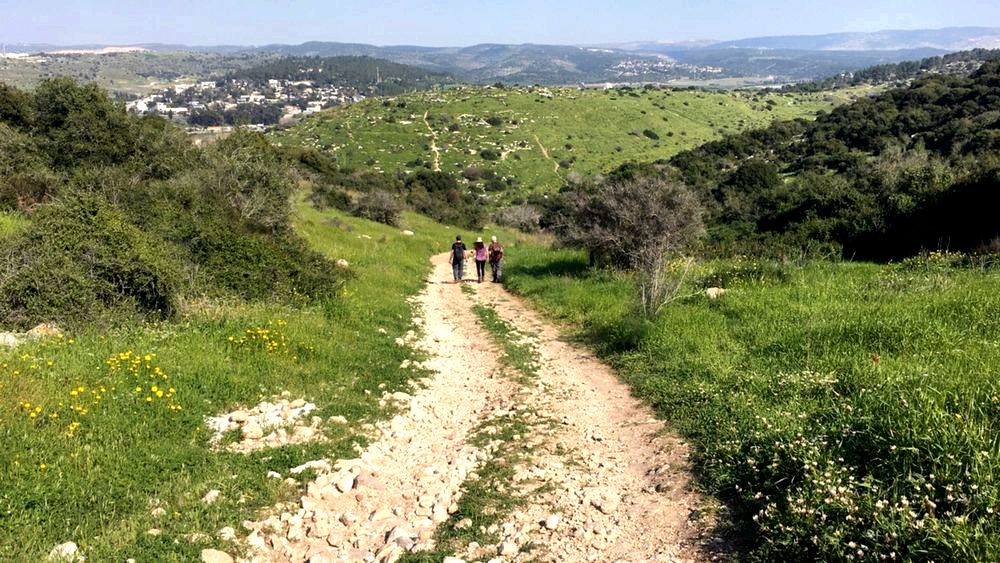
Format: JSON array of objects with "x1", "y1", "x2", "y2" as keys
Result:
[{"x1": 274, "y1": 84, "x2": 868, "y2": 200}]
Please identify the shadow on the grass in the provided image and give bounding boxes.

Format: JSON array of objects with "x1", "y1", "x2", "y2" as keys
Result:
[{"x1": 507, "y1": 258, "x2": 590, "y2": 279}]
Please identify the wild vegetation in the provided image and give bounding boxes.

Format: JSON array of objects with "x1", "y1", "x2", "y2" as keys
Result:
[
  {"x1": 504, "y1": 248, "x2": 1000, "y2": 561},
  {"x1": 626, "y1": 60, "x2": 1000, "y2": 260},
  {"x1": 0, "y1": 78, "x2": 338, "y2": 328}
]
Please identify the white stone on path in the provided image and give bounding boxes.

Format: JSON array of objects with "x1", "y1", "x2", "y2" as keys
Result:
[
  {"x1": 200, "y1": 548, "x2": 234, "y2": 563},
  {"x1": 217, "y1": 526, "x2": 237, "y2": 541},
  {"x1": 336, "y1": 473, "x2": 355, "y2": 493}
]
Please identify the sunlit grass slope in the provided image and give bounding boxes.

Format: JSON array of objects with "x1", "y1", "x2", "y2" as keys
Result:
[{"x1": 277, "y1": 85, "x2": 871, "y2": 199}]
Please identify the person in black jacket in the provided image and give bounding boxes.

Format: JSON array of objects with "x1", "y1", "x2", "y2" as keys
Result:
[{"x1": 449, "y1": 235, "x2": 467, "y2": 282}]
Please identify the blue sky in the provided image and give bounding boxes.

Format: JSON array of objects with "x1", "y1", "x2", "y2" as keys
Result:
[{"x1": 2, "y1": 0, "x2": 998, "y2": 46}]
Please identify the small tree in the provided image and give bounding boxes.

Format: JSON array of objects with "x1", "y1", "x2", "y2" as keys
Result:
[
  {"x1": 552, "y1": 175, "x2": 703, "y2": 268},
  {"x1": 205, "y1": 129, "x2": 293, "y2": 232},
  {"x1": 495, "y1": 204, "x2": 542, "y2": 232},
  {"x1": 551, "y1": 175, "x2": 704, "y2": 316}
]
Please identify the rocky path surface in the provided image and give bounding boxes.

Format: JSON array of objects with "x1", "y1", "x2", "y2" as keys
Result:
[
  {"x1": 241, "y1": 254, "x2": 714, "y2": 563},
  {"x1": 468, "y1": 278, "x2": 711, "y2": 562}
]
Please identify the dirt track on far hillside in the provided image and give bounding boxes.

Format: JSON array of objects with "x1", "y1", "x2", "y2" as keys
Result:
[{"x1": 242, "y1": 253, "x2": 717, "y2": 562}]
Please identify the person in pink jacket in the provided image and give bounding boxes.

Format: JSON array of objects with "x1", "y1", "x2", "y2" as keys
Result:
[{"x1": 472, "y1": 237, "x2": 488, "y2": 283}]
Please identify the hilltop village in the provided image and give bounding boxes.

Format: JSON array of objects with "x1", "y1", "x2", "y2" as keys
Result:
[{"x1": 125, "y1": 78, "x2": 366, "y2": 130}]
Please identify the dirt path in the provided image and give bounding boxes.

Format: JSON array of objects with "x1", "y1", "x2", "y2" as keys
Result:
[
  {"x1": 533, "y1": 134, "x2": 561, "y2": 176},
  {"x1": 469, "y1": 274, "x2": 709, "y2": 562},
  {"x1": 423, "y1": 111, "x2": 442, "y2": 172},
  {"x1": 242, "y1": 254, "x2": 713, "y2": 562}
]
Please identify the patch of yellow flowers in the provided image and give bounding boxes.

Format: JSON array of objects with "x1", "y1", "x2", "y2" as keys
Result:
[
  {"x1": 12, "y1": 349, "x2": 183, "y2": 438},
  {"x1": 227, "y1": 319, "x2": 291, "y2": 354}
]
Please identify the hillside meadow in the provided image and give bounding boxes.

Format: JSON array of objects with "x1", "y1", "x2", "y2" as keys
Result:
[
  {"x1": 0, "y1": 199, "x2": 523, "y2": 561},
  {"x1": 276, "y1": 85, "x2": 873, "y2": 200},
  {"x1": 503, "y1": 246, "x2": 1000, "y2": 561}
]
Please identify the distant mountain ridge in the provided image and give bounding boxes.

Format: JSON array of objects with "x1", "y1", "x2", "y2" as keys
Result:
[
  {"x1": 5, "y1": 26, "x2": 1000, "y2": 85},
  {"x1": 707, "y1": 26, "x2": 1000, "y2": 51}
]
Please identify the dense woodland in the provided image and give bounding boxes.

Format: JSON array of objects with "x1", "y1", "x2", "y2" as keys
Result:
[
  {"x1": 0, "y1": 78, "x2": 338, "y2": 327},
  {"x1": 224, "y1": 55, "x2": 454, "y2": 95},
  {"x1": 785, "y1": 48, "x2": 1000, "y2": 92},
  {"x1": 657, "y1": 60, "x2": 1000, "y2": 259},
  {"x1": 301, "y1": 150, "x2": 487, "y2": 230}
]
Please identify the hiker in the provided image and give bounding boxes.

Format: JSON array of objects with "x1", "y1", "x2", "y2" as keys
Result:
[
  {"x1": 488, "y1": 235, "x2": 504, "y2": 282},
  {"x1": 473, "y1": 237, "x2": 488, "y2": 283},
  {"x1": 449, "y1": 235, "x2": 467, "y2": 282}
]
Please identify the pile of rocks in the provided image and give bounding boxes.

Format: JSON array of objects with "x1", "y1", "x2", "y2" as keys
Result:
[
  {"x1": 205, "y1": 395, "x2": 339, "y2": 453},
  {"x1": 0, "y1": 322, "x2": 63, "y2": 348}
]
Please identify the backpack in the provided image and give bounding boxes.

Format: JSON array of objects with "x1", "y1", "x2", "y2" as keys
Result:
[{"x1": 452, "y1": 243, "x2": 465, "y2": 261}]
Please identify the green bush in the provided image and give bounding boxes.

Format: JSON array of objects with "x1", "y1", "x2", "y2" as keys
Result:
[
  {"x1": 353, "y1": 190, "x2": 402, "y2": 226},
  {"x1": 0, "y1": 80, "x2": 342, "y2": 326},
  {"x1": 204, "y1": 130, "x2": 294, "y2": 232},
  {"x1": 0, "y1": 195, "x2": 180, "y2": 327}
]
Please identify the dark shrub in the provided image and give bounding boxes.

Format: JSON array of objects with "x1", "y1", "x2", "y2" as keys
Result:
[
  {"x1": 353, "y1": 190, "x2": 402, "y2": 226},
  {"x1": 0, "y1": 195, "x2": 181, "y2": 327},
  {"x1": 549, "y1": 175, "x2": 704, "y2": 268}
]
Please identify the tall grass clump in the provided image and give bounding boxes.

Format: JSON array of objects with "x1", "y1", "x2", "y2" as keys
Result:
[{"x1": 506, "y1": 246, "x2": 1000, "y2": 560}]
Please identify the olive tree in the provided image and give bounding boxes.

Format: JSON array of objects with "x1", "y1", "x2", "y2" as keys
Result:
[{"x1": 550, "y1": 175, "x2": 704, "y2": 316}]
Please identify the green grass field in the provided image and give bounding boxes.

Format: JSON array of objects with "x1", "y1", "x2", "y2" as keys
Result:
[
  {"x1": 276, "y1": 85, "x2": 872, "y2": 200},
  {"x1": 503, "y1": 247, "x2": 1000, "y2": 560},
  {"x1": 0, "y1": 197, "x2": 528, "y2": 561}
]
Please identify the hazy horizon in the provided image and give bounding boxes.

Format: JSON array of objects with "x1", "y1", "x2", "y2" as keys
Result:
[{"x1": 3, "y1": 0, "x2": 1000, "y2": 48}]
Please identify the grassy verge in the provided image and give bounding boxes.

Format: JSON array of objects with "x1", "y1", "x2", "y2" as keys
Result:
[
  {"x1": 504, "y1": 245, "x2": 1000, "y2": 561},
  {"x1": 472, "y1": 303, "x2": 539, "y2": 382},
  {"x1": 0, "y1": 200, "x2": 461, "y2": 561}
]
